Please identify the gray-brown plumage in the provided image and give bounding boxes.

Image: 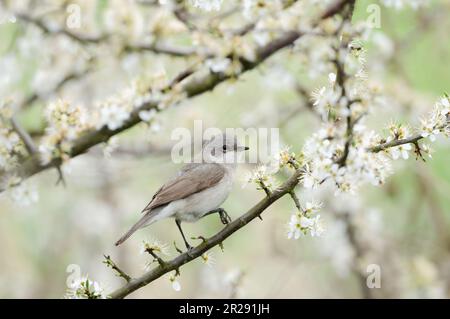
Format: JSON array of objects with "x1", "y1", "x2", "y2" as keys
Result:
[{"x1": 115, "y1": 133, "x2": 248, "y2": 248}]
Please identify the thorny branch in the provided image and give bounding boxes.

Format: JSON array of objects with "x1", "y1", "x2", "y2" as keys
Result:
[
  {"x1": 109, "y1": 168, "x2": 303, "y2": 299},
  {"x1": 103, "y1": 255, "x2": 132, "y2": 283},
  {"x1": 369, "y1": 134, "x2": 425, "y2": 153},
  {"x1": 107, "y1": 119, "x2": 417, "y2": 299}
]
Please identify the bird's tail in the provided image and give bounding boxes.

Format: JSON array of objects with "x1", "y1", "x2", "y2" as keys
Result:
[{"x1": 115, "y1": 212, "x2": 156, "y2": 246}]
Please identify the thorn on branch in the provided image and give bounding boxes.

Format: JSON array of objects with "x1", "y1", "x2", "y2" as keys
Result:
[
  {"x1": 173, "y1": 5, "x2": 197, "y2": 31},
  {"x1": 413, "y1": 141, "x2": 426, "y2": 162},
  {"x1": 287, "y1": 158, "x2": 301, "y2": 170},
  {"x1": 191, "y1": 236, "x2": 207, "y2": 243},
  {"x1": 173, "y1": 241, "x2": 183, "y2": 254},
  {"x1": 261, "y1": 184, "x2": 272, "y2": 197},
  {"x1": 55, "y1": 165, "x2": 66, "y2": 187}
]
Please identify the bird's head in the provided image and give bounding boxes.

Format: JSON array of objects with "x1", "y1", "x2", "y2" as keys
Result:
[{"x1": 202, "y1": 132, "x2": 249, "y2": 164}]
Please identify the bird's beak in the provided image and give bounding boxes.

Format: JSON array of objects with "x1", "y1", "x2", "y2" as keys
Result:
[{"x1": 236, "y1": 146, "x2": 249, "y2": 151}]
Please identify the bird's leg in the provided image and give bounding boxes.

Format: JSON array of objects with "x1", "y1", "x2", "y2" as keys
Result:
[
  {"x1": 175, "y1": 219, "x2": 193, "y2": 251},
  {"x1": 218, "y1": 208, "x2": 232, "y2": 225},
  {"x1": 205, "y1": 208, "x2": 231, "y2": 225}
]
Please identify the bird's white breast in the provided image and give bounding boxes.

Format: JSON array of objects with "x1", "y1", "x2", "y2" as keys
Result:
[{"x1": 171, "y1": 166, "x2": 235, "y2": 222}]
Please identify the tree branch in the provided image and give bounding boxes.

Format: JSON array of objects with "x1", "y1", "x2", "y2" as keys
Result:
[
  {"x1": 10, "y1": 116, "x2": 37, "y2": 155},
  {"x1": 15, "y1": 12, "x2": 107, "y2": 44},
  {"x1": 103, "y1": 255, "x2": 132, "y2": 283},
  {"x1": 15, "y1": 12, "x2": 205, "y2": 58},
  {"x1": 18, "y1": 68, "x2": 92, "y2": 111},
  {"x1": 109, "y1": 169, "x2": 303, "y2": 299},
  {"x1": 1, "y1": 0, "x2": 355, "y2": 192},
  {"x1": 123, "y1": 42, "x2": 211, "y2": 57},
  {"x1": 369, "y1": 134, "x2": 424, "y2": 153},
  {"x1": 340, "y1": 212, "x2": 375, "y2": 299}
]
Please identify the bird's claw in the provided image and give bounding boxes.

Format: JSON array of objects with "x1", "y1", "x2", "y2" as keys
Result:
[
  {"x1": 219, "y1": 209, "x2": 232, "y2": 225},
  {"x1": 185, "y1": 245, "x2": 195, "y2": 257}
]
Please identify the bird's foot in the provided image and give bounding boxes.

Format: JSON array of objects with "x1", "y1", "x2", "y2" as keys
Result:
[
  {"x1": 218, "y1": 208, "x2": 232, "y2": 225},
  {"x1": 185, "y1": 242, "x2": 194, "y2": 252},
  {"x1": 185, "y1": 244, "x2": 195, "y2": 257}
]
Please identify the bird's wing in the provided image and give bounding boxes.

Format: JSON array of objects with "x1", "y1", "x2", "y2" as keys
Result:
[{"x1": 141, "y1": 163, "x2": 226, "y2": 213}]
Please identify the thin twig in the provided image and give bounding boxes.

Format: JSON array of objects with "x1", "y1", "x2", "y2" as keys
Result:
[
  {"x1": 15, "y1": 12, "x2": 107, "y2": 44},
  {"x1": 55, "y1": 165, "x2": 66, "y2": 187},
  {"x1": 145, "y1": 248, "x2": 167, "y2": 267},
  {"x1": 289, "y1": 190, "x2": 303, "y2": 212},
  {"x1": 103, "y1": 255, "x2": 132, "y2": 283},
  {"x1": 10, "y1": 116, "x2": 37, "y2": 155},
  {"x1": 369, "y1": 134, "x2": 424, "y2": 153}
]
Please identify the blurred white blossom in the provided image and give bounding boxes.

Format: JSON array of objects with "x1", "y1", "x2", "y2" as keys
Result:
[
  {"x1": 243, "y1": 164, "x2": 278, "y2": 192},
  {"x1": 190, "y1": 0, "x2": 223, "y2": 11},
  {"x1": 9, "y1": 182, "x2": 39, "y2": 206},
  {"x1": 382, "y1": 0, "x2": 429, "y2": 10},
  {"x1": 169, "y1": 273, "x2": 181, "y2": 292},
  {"x1": 65, "y1": 277, "x2": 106, "y2": 299},
  {"x1": 98, "y1": 104, "x2": 130, "y2": 131},
  {"x1": 201, "y1": 252, "x2": 215, "y2": 267},
  {"x1": 206, "y1": 58, "x2": 232, "y2": 73},
  {"x1": 141, "y1": 238, "x2": 170, "y2": 256}
]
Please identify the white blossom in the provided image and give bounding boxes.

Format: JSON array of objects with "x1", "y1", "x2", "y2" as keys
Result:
[
  {"x1": 287, "y1": 198, "x2": 324, "y2": 239},
  {"x1": 65, "y1": 277, "x2": 106, "y2": 299},
  {"x1": 304, "y1": 201, "x2": 323, "y2": 215},
  {"x1": 390, "y1": 144, "x2": 412, "y2": 160},
  {"x1": 206, "y1": 58, "x2": 231, "y2": 73},
  {"x1": 9, "y1": 182, "x2": 39, "y2": 206},
  {"x1": 102, "y1": 137, "x2": 119, "y2": 158},
  {"x1": 201, "y1": 252, "x2": 215, "y2": 267},
  {"x1": 299, "y1": 215, "x2": 314, "y2": 228},
  {"x1": 190, "y1": 0, "x2": 223, "y2": 11},
  {"x1": 243, "y1": 164, "x2": 278, "y2": 192},
  {"x1": 141, "y1": 238, "x2": 170, "y2": 256},
  {"x1": 169, "y1": 274, "x2": 181, "y2": 291},
  {"x1": 301, "y1": 165, "x2": 324, "y2": 189},
  {"x1": 311, "y1": 87, "x2": 326, "y2": 107},
  {"x1": 99, "y1": 104, "x2": 130, "y2": 131},
  {"x1": 382, "y1": 0, "x2": 428, "y2": 10},
  {"x1": 310, "y1": 85, "x2": 341, "y2": 120},
  {"x1": 310, "y1": 215, "x2": 325, "y2": 237},
  {"x1": 287, "y1": 214, "x2": 303, "y2": 240},
  {"x1": 419, "y1": 96, "x2": 449, "y2": 141},
  {"x1": 138, "y1": 109, "x2": 157, "y2": 122}
]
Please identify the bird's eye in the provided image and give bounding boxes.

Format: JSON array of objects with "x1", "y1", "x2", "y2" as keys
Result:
[{"x1": 222, "y1": 145, "x2": 227, "y2": 151}]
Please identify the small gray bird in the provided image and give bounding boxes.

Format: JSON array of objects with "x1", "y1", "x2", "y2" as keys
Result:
[{"x1": 115, "y1": 133, "x2": 249, "y2": 249}]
